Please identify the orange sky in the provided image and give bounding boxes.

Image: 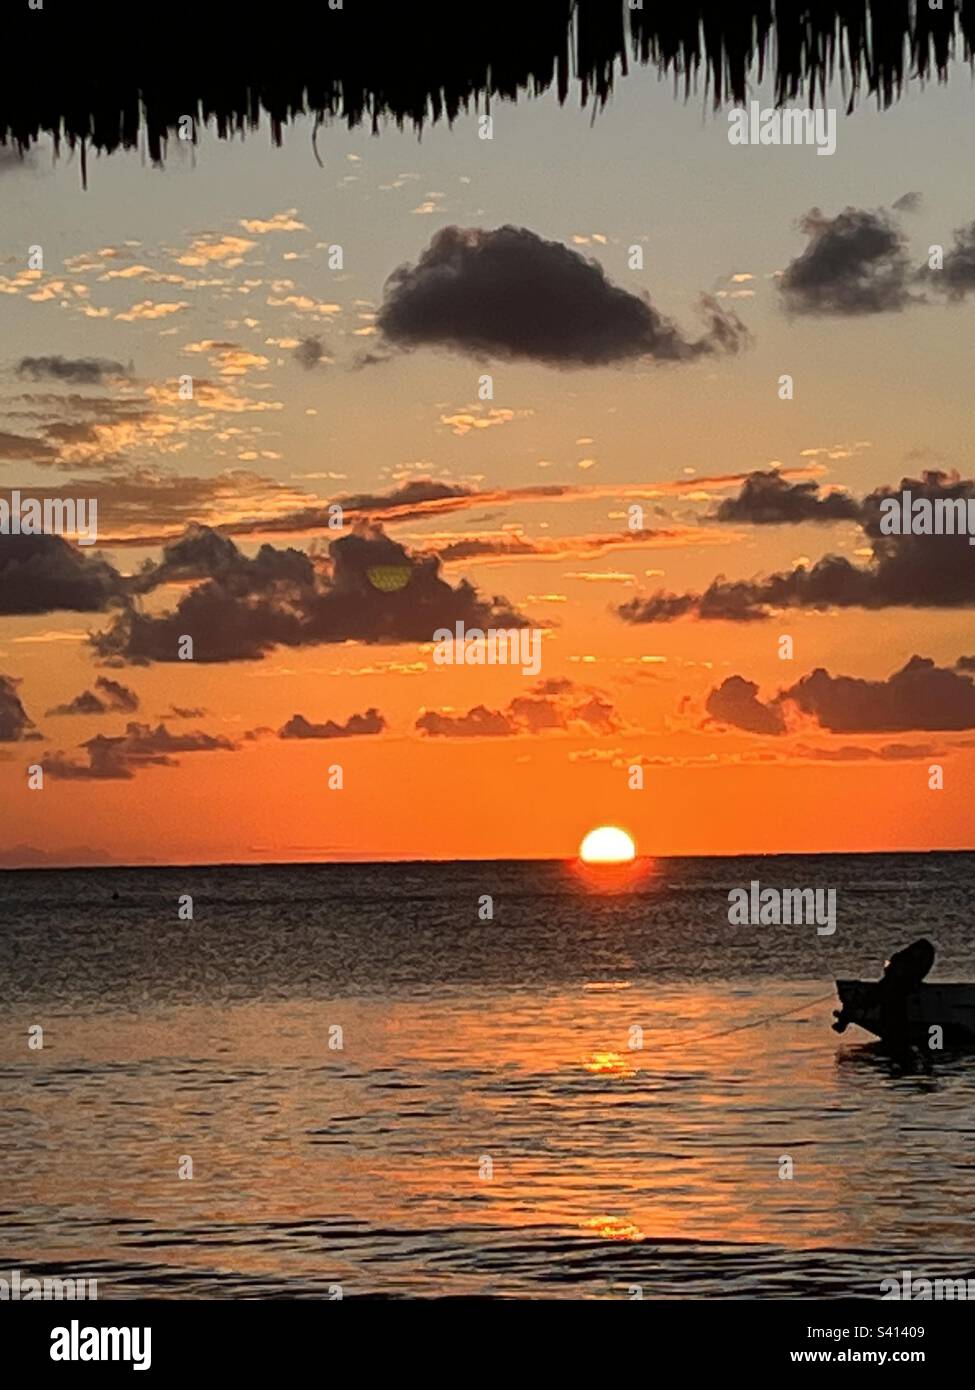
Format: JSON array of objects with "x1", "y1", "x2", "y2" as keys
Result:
[{"x1": 2, "y1": 76, "x2": 975, "y2": 865}]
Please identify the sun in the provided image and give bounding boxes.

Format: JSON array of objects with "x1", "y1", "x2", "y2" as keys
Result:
[{"x1": 579, "y1": 826, "x2": 636, "y2": 864}]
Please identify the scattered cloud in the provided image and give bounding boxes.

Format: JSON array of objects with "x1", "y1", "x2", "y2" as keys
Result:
[
  {"x1": 46, "y1": 676, "x2": 139, "y2": 717},
  {"x1": 47, "y1": 721, "x2": 238, "y2": 780},
  {"x1": 416, "y1": 677, "x2": 620, "y2": 738},
  {"x1": 620, "y1": 470, "x2": 975, "y2": 623},
  {"x1": 239, "y1": 211, "x2": 307, "y2": 234},
  {"x1": 0, "y1": 674, "x2": 40, "y2": 741},
  {"x1": 279, "y1": 708, "x2": 386, "y2": 739},
  {"x1": 714, "y1": 469, "x2": 859, "y2": 524},
  {"x1": 293, "y1": 336, "x2": 328, "y2": 369},
  {"x1": 16, "y1": 356, "x2": 129, "y2": 385},
  {"x1": 779, "y1": 205, "x2": 916, "y2": 316},
  {"x1": 705, "y1": 656, "x2": 975, "y2": 735}
]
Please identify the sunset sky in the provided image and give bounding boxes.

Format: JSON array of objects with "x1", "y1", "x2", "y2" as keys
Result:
[{"x1": 2, "y1": 67, "x2": 975, "y2": 865}]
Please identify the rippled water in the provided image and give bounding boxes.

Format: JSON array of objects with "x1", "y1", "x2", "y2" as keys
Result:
[{"x1": 2, "y1": 854, "x2": 974, "y2": 1298}]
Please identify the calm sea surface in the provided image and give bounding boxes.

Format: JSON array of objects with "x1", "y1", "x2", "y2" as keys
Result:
[{"x1": 2, "y1": 853, "x2": 974, "y2": 1298}]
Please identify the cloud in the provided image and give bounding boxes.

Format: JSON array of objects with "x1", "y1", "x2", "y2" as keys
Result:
[
  {"x1": 416, "y1": 678, "x2": 620, "y2": 738},
  {"x1": 0, "y1": 534, "x2": 126, "y2": 615},
  {"x1": 182, "y1": 341, "x2": 268, "y2": 377},
  {"x1": 704, "y1": 656, "x2": 975, "y2": 735},
  {"x1": 15, "y1": 355, "x2": 130, "y2": 385},
  {"x1": 0, "y1": 429, "x2": 58, "y2": 462},
  {"x1": 41, "y1": 467, "x2": 315, "y2": 544},
  {"x1": 0, "y1": 674, "x2": 39, "y2": 741},
  {"x1": 239, "y1": 211, "x2": 307, "y2": 234},
  {"x1": 792, "y1": 741, "x2": 934, "y2": 761},
  {"x1": 439, "y1": 407, "x2": 525, "y2": 435},
  {"x1": 2, "y1": 370, "x2": 285, "y2": 474},
  {"x1": 293, "y1": 336, "x2": 327, "y2": 369},
  {"x1": 91, "y1": 522, "x2": 529, "y2": 664},
  {"x1": 131, "y1": 522, "x2": 313, "y2": 593},
  {"x1": 926, "y1": 219, "x2": 975, "y2": 301},
  {"x1": 433, "y1": 526, "x2": 723, "y2": 565},
  {"x1": 705, "y1": 676, "x2": 787, "y2": 734},
  {"x1": 279, "y1": 708, "x2": 386, "y2": 739},
  {"x1": 374, "y1": 225, "x2": 750, "y2": 366},
  {"x1": 46, "y1": 676, "x2": 139, "y2": 717},
  {"x1": 47, "y1": 721, "x2": 237, "y2": 780},
  {"x1": 783, "y1": 656, "x2": 975, "y2": 733},
  {"x1": 619, "y1": 469, "x2": 975, "y2": 623},
  {"x1": 892, "y1": 191, "x2": 923, "y2": 213},
  {"x1": 98, "y1": 467, "x2": 816, "y2": 549},
  {"x1": 114, "y1": 300, "x2": 188, "y2": 322},
  {"x1": 174, "y1": 234, "x2": 254, "y2": 268},
  {"x1": 416, "y1": 704, "x2": 515, "y2": 737},
  {"x1": 779, "y1": 206, "x2": 916, "y2": 315},
  {"x1": 714, "y1": 470, "x2": 860, "y2": 524}
]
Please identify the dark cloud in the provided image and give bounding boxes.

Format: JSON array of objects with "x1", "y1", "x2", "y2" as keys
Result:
[
  {"x1": 783, "y1": 656, "x2": 975, "y2": 733},
  {"x1": 279, "y1": 708, "x2": 386, "y2": 739},
  {"x1": 92, "y1": 522, "x2": 528, "y2": 664},
  {"x1": 47, "y1": 721, "x2": 237, "y2": 780},
  {"x1": 416, "y1": 679, "x2": 620, "y2": 738},
  {"x1": 0, "y1": 430, "x2": 57, "y2": 462},
  {"x1": 706, "y1": 676, "x2": 787, "y2": 735},
  {"x1": 892, "y1": 191, "x2": 923, "y2": 213},
  {"x1": 779, "y1": 206, "x2": 916, "y2": 315},
  {"x1": 165, "y1": 704, "x2": 208, "y2": 718},
  {"x1": 132, "y1": 522, "x2": 313, "y2": 593},
  {"x1": 0, "y1": 534, "x2": 126, "y2": 615},
  {"x1": 293, "y1": 337, "x2": 326, "y2": 369},
  {"x1": 704, "y1": 656, "x2": 975, "y2": 736},
  {"x1": 926, "y1": 219, "x2": 975, "y2": 301},
  {"x1": 375, "y1": 225, "x2": 750, "y2": 366},
  {"x1": 45, "y1": 690, "x2": 106, "y2": 718},
  {"x1": 0, "y1": 674, "x2": 40, "y2": 741},
  {"x1": 714, "y1": 470, "x2": 859, "y2": 524},
  {"x1": 16, "y1": 356, "x2": 129, "y2": 385},
  {"x1": 46, "y1": 676, "x2": 139, "y2": 717},
  {"x1": 620, "y1": 470, "x2": 975, "y2": 624},
  {"x1": 101, "y1": 469, "x2": 778, "y2": 549},
  {"x1": 416, "y1": 705, "x2": 515, "y2": 738}
]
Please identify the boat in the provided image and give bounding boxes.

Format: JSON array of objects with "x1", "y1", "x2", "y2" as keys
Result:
[{"x1": 833, "y1": 979, "x2": 975, "y2": 1045}]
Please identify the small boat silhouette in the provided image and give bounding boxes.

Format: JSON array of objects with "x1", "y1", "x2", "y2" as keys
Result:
[{"x1": 833, "y1": 938, "x2": 975, "y2": 1045}]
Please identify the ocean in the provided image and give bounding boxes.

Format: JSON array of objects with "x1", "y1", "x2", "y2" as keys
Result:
[{"x1": 2, "y1": 852, "x2": 974, "y2": 1299}]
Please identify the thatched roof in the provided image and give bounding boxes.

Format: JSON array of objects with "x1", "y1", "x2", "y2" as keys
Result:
[{"x1": 2, "y1": 1, "x2": 973, "y2": 176}]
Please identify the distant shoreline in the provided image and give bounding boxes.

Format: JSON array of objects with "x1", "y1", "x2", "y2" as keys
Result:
[{"x1": 1, "y1": 846, "x2": 973, "y2": 873}]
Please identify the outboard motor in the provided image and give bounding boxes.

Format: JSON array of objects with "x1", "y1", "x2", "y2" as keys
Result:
[
  {"x1": 878, "y1": 938, "x2": 936, "y2": 1047},
  {"x1": 883, "y1": 938, "x2": 935, "y2": 989},
  {"x1": 832, "y1": 939, "x2": 935, "y2": 1037}
]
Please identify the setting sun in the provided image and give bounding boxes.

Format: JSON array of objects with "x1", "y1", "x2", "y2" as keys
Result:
[{"x1": 579, "y1": 826, "x2": 636, "y2": 864}]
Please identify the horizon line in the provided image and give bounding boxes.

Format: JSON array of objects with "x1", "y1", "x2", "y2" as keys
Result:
[{"x1": 1, "y1": 845, "x2": 973, "y2": 873}]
